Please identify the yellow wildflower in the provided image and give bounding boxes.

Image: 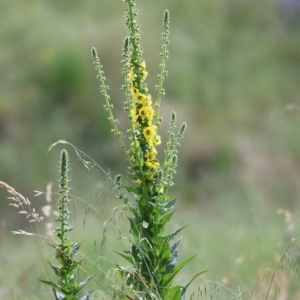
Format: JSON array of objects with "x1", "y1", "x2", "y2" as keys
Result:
[
  {"x1": 142, "y1": 70, "x2": 148, "y2": 80},
  {"x1": 145, "y1": 150, "x2": 157, "y2": 161},
  {"x1": 140, "y1": 61, "x2": 146, "y2": 69},
  {"x1": 139, "y1": 106, "x2": 154, "y2": 121},
  {"x1": 147, "y1": 106, "x2": 154, "y2": 121},
  {"x1": 143, "y1": 125, "x2": 157, "y2": 141},
  {"x1": 139, "y1": 106, "x2": 150, "y2": 120},
  {"x1": 132, "y1": 87, "x2": 139, "y2": 96},
  {"x1": 132, "y1": 121, "x2": 141, "y2": 129},
  {"x1": 143, "y1": 96, "x2": 152, "y2": 106},
  {"x1": 145, "y1": 160, "x2": 160, "y2": 172},
  {"x1": 153, "y1": 135, "x2": 161, "y2": 146},
  {"x1": 128, "y1": 69, "x2": 136, "y2": 82},
  {"x1": 135, "y1": 93, "x2": 145, "y2": 104},
  {"x1": 131, "y1": 140, "x2": 140, "y2": 148},
  {"x1": 130, "y1": 108, "x2": 138, "y2": 121}
]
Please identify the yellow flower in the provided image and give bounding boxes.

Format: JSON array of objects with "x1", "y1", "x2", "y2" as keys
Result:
[
  {"x1": 143, "y1": 126, "x2": 157, "y2": 141},
  {"x1": 143, "y1": 96, "x2": 152, "y2": 106},
  {"x1": 145, "y1": 160, "x2": 160, "y2": 172},
  {"x1": 130, "y1": 108, "x2": 138, "y2": 121},
  {"x1": 131, "y1": 140, "x2": 140, "y2": 148},
  {"x1": 132, "y1": 121, "x2": 141, "y2": 129},
  {"x1": 140, "y1": 61, "x2": 146, "y2": 69},
  {"x1": 139, "y1": 106, "x2": 154, "y2": 121},
  {"x1": 128, "y1": 69, "x2": 136, "y2": 82},
  {"x1": 142, "y1": 70, "x2": 148, "y2": 80},
  {"x1": 145, "y1": 150, "x2": 157, "y2": 161},
  {"x1": 153, "y1": 135, "x2": 161, "y2": 146},
  {"x1": 134, "y1": 93, "x2": 145, "y2": 104},
  {"x1": 132, "y1": 87, "x2": 139, "y2": 96},
  {"x1": 147, "y1": 106, "x2": 154, "y2": 121},
  {"x1": 139, "y1": 106, "x2": 150, "y2": 119}
]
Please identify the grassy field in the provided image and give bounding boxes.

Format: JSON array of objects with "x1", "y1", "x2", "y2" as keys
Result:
[{"x1": 1, "y1": 0, "x2": 300, "y2": 299}]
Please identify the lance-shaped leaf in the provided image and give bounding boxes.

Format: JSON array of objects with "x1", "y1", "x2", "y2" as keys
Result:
[
  {"x1": 157, "y1": 236, "x2": 171, "y2": 265},
  {"x1": 115, "y1": 251, "x2": 134, "y2": 265},
  {"x1": 180, "y1": 270, "x2": 208, "y2": 300},
  {"x1": 72, "y1": 274, "x2": 95, "y2": 295},
  {"x1": 160, "y1": 198, "x2": 177, "y2": 214},
  {"x1": 170, "y1": 225, "x2": 187, "y2": 240},
  {"x1": 163, "y1": 285, "x2": 183, "y2": 300},
  {"x1": 80, "y1": 293, "x2": 92, "y2": 300},
  {"x1": 162, "y1": 256, "x2": 196, "y2": 288},
  {"x1": 166, "y1": 237, "x2": 181, "y2": 274},
  {"x1": 53, "y1": 289, "x2": 66, "y2": 300},
  {"x1": 39, "y1": 280, "x2": 64, "y2": 293},
  {"x1": 123, "y1": 185, "x2": 142, "y2": 194}
]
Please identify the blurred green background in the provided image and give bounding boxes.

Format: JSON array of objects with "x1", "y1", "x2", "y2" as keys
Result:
[{"x1": 1, "y1": 0, "x2": 300, "y2": 298}]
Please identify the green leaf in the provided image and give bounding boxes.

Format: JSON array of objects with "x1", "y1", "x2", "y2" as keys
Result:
[
  {"x1": 53, "y1": 289, "x2": 66, "y2": 300},
  {"x1": 160, "y1": 198, "x2": 177, "y2": 213},
  {"x1": 135, "y1": 242, "x2": 152, "y2": 262},
  {"x1": 181, "y1": 270, "x2": 208, "y2": 299},
  {"x1": 123, "y1": 185, "x2": 142, "y2": 194},
  {"x1": 63, "y1": 296, "x2": 79, "y2": 300},
  {"x1": 158, "y1": 236, "x2": 171, "y2": 260},
  {"x1": 170, "y1": 225, "x2": 187, "y2": 240},
  {"x1": 159, "y1": 211, "x2": 175, "y2": 227},
  {"x1": 129, "y1": 206, "x2": 139, "y2": 218},
  {"x1": 163, "y1": 285, "x2": 183, "y2": 300},
  {"x1": 73, "y1": 274, "x2": 95, "y2": 294},
  {"x1": 39, "y1": 280, "x2": 64, "y2": 293},
  {"x1": 115, "y1": 251, "x2": 134, "y2": 264},
  {"x1": 137, "y1": 148, "x2": 145, "y2": 166},
  {"x1": 128, "y1": 217, "x2": 139, "y2": 237},
  {"x1": 166, "y1": 237, "x2": 181, "y2": 273},
  {"x1": 162, "y1": 256, "x2": 196, "y2": 287},
  {"x1": 80, "y1": 294, "x2": 91, "y2": 300},
  {"x1": 50, "y1": 262, "x2": 78, "y2": 277},
  {"x1": 71, "y1": 242, "x2": 81, "y2": 255}
]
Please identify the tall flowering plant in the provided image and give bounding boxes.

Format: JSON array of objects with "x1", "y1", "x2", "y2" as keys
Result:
[
  {"x1": 40, "y1": 150, "x2": 94, "y2": 300},
  {"x1": 92, "y1": 0, "x2": 205, "y2": 299}
]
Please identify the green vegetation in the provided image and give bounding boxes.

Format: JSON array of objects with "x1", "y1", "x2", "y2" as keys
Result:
[
  {"x1": 39, "y1": 150, "x2": 94, "y2": 299},
  {"x1": 1, "y1": 0, "x2": 300, "y2": 299}
]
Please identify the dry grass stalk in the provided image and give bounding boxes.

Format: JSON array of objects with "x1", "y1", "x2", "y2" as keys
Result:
[{"x1": 0, "y1": 180, "x2": 43, "y2": 223}]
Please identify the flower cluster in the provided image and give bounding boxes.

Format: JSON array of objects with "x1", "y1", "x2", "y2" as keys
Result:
[
  {"x1": 128, "y1": 62, "x2": 161, "y2": 180},
  {"x1": 120, "y1": 0, "x2": 162, "y2": 185}
]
